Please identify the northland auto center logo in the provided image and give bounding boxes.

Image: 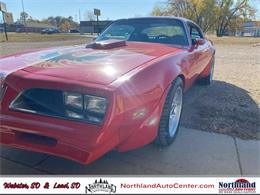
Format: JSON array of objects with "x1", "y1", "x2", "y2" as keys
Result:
[
  {"x1": 85, "y1": 179, "x2": 116, "y2": 194},
  {"x1": 219, "y1": 178, "x2": 256, "y2": 193}
]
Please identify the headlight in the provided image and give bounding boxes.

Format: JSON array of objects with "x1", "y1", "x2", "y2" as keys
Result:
[
  {"x1": 84, "y1": 95, "x2": 107, "y2": 124},
  {"x1": 63, "y1": 92, "x2": 107, "y2": 124},
  {"x1": 84, "y1": 95, "x2": 107, "y2": 115},
  {"x1": 65, "y1": 110, "x2": 84, "y2": 119},
  {"x1": 64, "y1": 92, "x2": 83, "y2": 110}
]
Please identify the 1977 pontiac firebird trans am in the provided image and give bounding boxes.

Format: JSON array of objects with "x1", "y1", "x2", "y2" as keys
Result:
[{"x1": 0, "y1": 17, "x2": 215, "y2": 164}]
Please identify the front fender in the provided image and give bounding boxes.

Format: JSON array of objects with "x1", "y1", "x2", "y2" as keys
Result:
[
  {"x1": 117, "y1": 83, "x2": 172, "y2": 152},
  {"x1": 111, "y1": 55, "x2": 185, "y2": 151}
]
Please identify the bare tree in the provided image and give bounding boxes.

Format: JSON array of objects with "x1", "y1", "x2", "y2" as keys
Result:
[
  {"x1": 151, "y1": 0, "x2": 256, "y2": 36},
  {"x1": 19, "y1": 11, "x2": 29, "y2": 23},
  {"x1": 84, "y1": 10, "x2": 95, "y2": 21},
  {"x1": 215, "y1": 0, "x2": 255, "y2": 36},
  {"x1": 154, "y1": 0, "x2": 217, "y2": 33}
]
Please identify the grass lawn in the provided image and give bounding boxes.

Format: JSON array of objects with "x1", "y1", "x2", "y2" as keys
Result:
[
  {"x1": 1, "y1": 32, "x2": 260, "y2": 46},
  {"x1": 0, "y1": 32, "x2": 89, "y2": 42},
  {"x1": 206, "y1": 35, "x2": 260, "y2": 45}
]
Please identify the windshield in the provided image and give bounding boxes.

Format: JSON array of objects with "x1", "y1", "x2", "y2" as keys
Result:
[{"x1": 96, "y1": 18, "x2": 189, "y2": 46}]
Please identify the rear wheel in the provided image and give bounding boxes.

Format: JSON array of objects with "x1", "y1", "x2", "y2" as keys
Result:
[
  {"x1": 155, "y1": 77, "x2": 184, "y2": 146},
  {"x1": 199, "y1": 57, "x2": 215, "y2": 85}
]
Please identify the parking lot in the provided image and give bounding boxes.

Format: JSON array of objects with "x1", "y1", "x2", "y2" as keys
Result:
[{"x1": 0, "y1": 35, "x2": 259, "y2": 175}]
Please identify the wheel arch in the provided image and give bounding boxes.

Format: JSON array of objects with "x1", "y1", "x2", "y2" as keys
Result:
[
  {"x1": 177, "y1": 74, "x2": 185, "y2": 88},
  {"x1": 113, "y1": 57, "x2": 185, "y2": 152}
]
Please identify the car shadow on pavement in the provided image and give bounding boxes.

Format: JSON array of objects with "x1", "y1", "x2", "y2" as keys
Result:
[
  {"x1": 0, "y1": 80, "x2": 259, "y2": 175},
  {"x1": 181, "y1": 80, "x2": 260, "y2": 140}
]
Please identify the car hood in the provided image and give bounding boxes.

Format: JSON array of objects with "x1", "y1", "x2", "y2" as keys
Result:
[{"x1": 0, "y1": 41, "x2": 182, "y2": 85}]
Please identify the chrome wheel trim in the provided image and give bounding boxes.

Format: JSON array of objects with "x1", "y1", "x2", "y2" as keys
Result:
[{"x1": 168, "y1": 86, "x2": 183, "y2": 137}]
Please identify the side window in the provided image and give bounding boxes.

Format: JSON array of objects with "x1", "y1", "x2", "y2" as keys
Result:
[{"x1": 190, "y1": 25, "x2": 203, "y2": 44}]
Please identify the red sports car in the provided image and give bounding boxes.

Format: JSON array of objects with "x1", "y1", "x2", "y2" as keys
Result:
[{"x1": 0, "y1": 17, "x2": 215, "y2": 164}]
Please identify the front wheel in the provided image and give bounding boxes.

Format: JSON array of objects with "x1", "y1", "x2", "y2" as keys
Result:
[{"x1": 155, "y1": 77, "x2": 184, "y2": 146}]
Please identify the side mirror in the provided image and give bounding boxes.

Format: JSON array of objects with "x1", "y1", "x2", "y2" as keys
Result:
[{"x1": 195, "y1": 38, "x2": 205, "y2": 45}]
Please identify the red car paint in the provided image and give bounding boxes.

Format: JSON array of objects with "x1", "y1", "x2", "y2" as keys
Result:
[{"x1": 0, "y1": 17, "x2": 215, "y2": 164}]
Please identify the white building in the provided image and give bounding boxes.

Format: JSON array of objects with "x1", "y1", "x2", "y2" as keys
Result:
[{"x1": 236, "y1": 21, "x2": 260, "y2": 37}]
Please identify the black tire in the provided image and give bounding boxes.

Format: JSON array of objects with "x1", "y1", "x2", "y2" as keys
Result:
[
  {"x1": 199, "y1": 56, "x2": 215, "y2": 85},
  {"x1": 154, "y1": 77, "x2": 184, "y2": 146}
]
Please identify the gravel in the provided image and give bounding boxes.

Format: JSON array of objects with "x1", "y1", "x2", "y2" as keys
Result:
[{"x1": 181, "y1": 44, "x2": 260, "y2": 140}]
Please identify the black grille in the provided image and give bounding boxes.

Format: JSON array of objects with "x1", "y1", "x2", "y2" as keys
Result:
[
  {"x1": 9, "y1": 88, "x2": 106, "y2": 125},
  {"x1": 10, "y1": 88, "x2": 65, "y2": 116},
  {"x1": 16, "y1": 131, "x2": 57, "y2": 147}
]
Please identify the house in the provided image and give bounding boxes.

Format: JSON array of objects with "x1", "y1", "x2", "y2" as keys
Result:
[
  {"x1": 15, "y1": 22, "x2": 58, "y2": 33},
  {"x1": 236, "y1": 21, "x2": 260, "y2": 37},
  {"x1": 0, "y1": 22, "x2": 58, "y2": 33}
]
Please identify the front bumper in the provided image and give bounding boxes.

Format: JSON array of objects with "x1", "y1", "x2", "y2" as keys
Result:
[
  {"x1": 0, "y1": 112, "x2": 120, "y2": 164},
  {"x1": 1, "y1": 126, "x2": 90, "y2": 163},
  {"x1": 0, "y1": 70, "x2": 120, "y2": 164},
  {"x1": 0, "y1": 69, "x2": 162, "y2": 164}
]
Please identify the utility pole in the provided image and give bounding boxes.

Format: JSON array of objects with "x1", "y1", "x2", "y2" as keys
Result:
[
  {"x1": 78, "y1": 9, "x2": 81, "y2": 23},
  {"x1": 0, "y1": 1, "x2": 8, "y2": 41},
  {"x1": 96, "y1": 14, "x2": 99, "y2": 34},
  {"x1": 21, "y1": 0, "x2": 28, "y2": 34},
  {"x1": 94, "y1": 9, "x2": 100, "y2": 35},
  {"x1": 2, "y1": 11, "x2": 8, "y2": 41}
]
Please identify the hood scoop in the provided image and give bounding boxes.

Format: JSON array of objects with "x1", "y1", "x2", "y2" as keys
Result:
[{"x1": 86, "y1": 39, "x2": 126, "y2": 49}]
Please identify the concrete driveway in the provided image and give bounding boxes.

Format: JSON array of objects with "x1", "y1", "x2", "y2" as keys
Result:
[{"x1": 0, "y1": 126, "x2": 259, "y2": 175}]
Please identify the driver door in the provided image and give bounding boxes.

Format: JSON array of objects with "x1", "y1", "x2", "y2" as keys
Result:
[
  {"x1": 187, "y1": 24, "x2": 210, "y2": 83},
  {"x1": 189, "y1": 24, "x2": 211, "y2": 75}
]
